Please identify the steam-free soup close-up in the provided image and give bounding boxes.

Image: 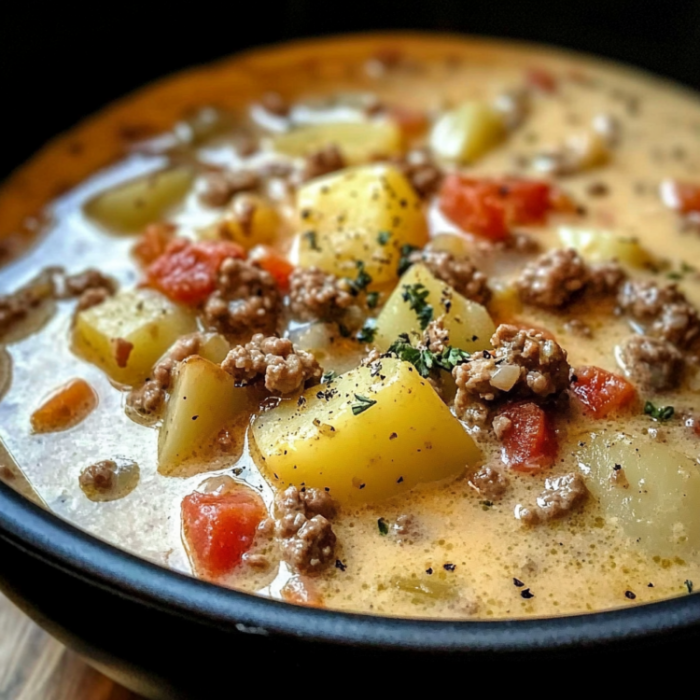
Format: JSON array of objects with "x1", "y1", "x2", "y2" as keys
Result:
[{"x1": 1, "y1": 35, "x2": 699, "y2": 619}]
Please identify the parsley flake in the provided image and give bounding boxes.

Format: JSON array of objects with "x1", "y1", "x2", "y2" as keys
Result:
[
  {"x1": 303, "y1": 230, "x2": 320, "y2": 251},
  {"x1": 377, "y1": 517, "x2": 389, "y2": 535},
  {"x1": 351, "y1": 394, "x2": 377, "y2": 416},
  {"x1": 644, "y1": 401, "x2": 675, "y2": 422},
  {"x1": 398, "y1": 244, "x2": 420, "y2": 275},
  {"x1": 357, "y1": 321, "x2": 377, "y2": 344},
  {"x1": 366, "y1": 291, "x2": 380, "y2": 309},
  {"x1": 402, "y1": 283, "x2": 433, "y2": 330},
  {"x1": 346, "y1": 260, "x2": 373, "y2": 295},
  {"x1": 387, "y1": 334, "x2": 470, "y2": 378},
  {"x1": 321, "y1": 370, "x2": 337, "y2": 384},
  {"x1": 686, "y1": 579, "x2": 694, "y2": 594},
  {"x1": 377, "y1": 231, "x2": 391, "y2": 245}
]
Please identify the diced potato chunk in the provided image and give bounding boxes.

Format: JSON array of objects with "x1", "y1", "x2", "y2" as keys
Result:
[
  {"x1": 576, "y1": 430, "x2": 700, "y2": 556},
  {"x1": 158, "y1": 356, "x2": 251, "y2": 474},
  {"x1": 72, "y1": 288, "x2": 196, "y2": 385},
  {"x1": 272, "y1": 121, "x2": 402, "y2": 164},
  {"x1": 84, "y1": 167, "x2": 194, "y2": 234},
  {"x1": 252, "y1": 358, "x2": 480, "y2": 504},
  {"x1": 296, "y1": 164, "x2": 428, "y2": 285},
  {"x1": 558, "y1": 227, "x2": 654, "y2": 269},
  {"x1": 198, "y1": 194, "x2": 280, "y2": 249},
  {"x1": 430, "y1": 101, "x2": 505, "y2": 162},
  {"x1": 374, "y1": 264, "x2": 495, "y2": 353},
  {"x1": 197, "y1": 333, "x2": 231, "y2": 364}
]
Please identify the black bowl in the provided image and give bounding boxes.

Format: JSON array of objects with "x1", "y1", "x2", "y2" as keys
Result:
[{"x1": 4, "y1": 7, "x2": 700, "y2": 695}]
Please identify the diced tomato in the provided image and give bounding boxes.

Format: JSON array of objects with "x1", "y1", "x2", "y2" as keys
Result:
[
  {"x1": 132, "y1": 223, "x2": 176, "y2": 266},
  {"x1": 570, "y1": 366, "x2": 637, "y2": 419},
  {"x1": 386, "y1": 105, "x2": 428, "y2": 138},
  {"x1": 526, "y1": 67, "x2": 558, "y2": 93},
  {"x1": 281, "y1": 576, "x2": 324, "y2": 608},
  {"x1": 248, "y1": 245, "x2": 295, "y2": 292},
  {"x1": 181, "y1": 488, "x2": 266, "y2": 579},
  {"x1": 147, "y1": 239, "x2": 245, "y2": 305},
  {"x1": 660, "y1": 179, "x2": 700, "y2": 214},
  {"x1": 438, "y1": 175, "x2": 554, "y2": 241},
  {"x1": 496, "y1": 401, "x2": 557, "y2": 473}
]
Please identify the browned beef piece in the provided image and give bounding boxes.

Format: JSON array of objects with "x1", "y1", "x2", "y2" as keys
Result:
[
  {"x1": 203, "y1": 258, "x2": 281, "y2": 335},
  {"x1": 469, "y1": 465, "x2": 509, "y2": 501},
  {"x1": 221, "y1": 334, "x2": 321, "y2": 394},
  {"x1": 126, "y1": 335, "x2": 201, "y2": 416},
  {"x1": 453, "y1": 324, "x2": 571, "y2": 410},
  {"x1": 409, "y1": 249, "x2": 491, "y2": 305},
  {"x1": 516, "y1": 248, "x2": 590, "y2": 308},
  {"x1": 387, "y1": 149, "x2": 443, "y2": 198},
  {"x1": 517, "y1": 473, "x2": 589, "y2": 525},
  {"x1": 301, "y1": 145, "x2": 346, "y2": 182},
  {"x1": 288, "y1": 267, "x2": 355, "y2": 321},
  {"x1": 617, "y1": 280, "x2": 700, "y2": 348},
  {"x1": 619, "y1": 334, "x2": 685, "y2": 392},
  {"x1": 274, "y1": 485, "x2": 337, "y2": 574},
  {"x1": 199, "y1": 169, "x2": 260, "y2": 208}
]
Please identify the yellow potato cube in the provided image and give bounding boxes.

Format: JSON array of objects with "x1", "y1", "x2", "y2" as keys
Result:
[
  {"x1": 158, "y1": 356, "x2": 251, "y2": 474},
  {"x1": 72, "y1": 288, "x2": 196, "y2": 386},
  {"x1": 374, "y1": 264, "x2": 495, "y2": 353},
  {"x1": 252, "y1": 358, "x2": 480, "y2": 504},
  {"x1": 558, "y1": 227, "x2": 654, "y2": 269},
  {"x1": 296, "y1": 164, "x2": 428, "y2": 285},
  {"x1": 272, "y1": 121, "x2": 402, "y2": 164},
  {"x1": 576, "y1": 430, "x2": 700, "y2": 556},
  {"x1": 430, "y1": 101, "x2": 505, "y2": 163},
  {"x1": 84, "y1": 167, "x2": 194, "y2": 234}
]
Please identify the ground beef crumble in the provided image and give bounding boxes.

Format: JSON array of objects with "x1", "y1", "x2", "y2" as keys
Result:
[
  {"x1": 198, "y1": 169, "x2": 260, "y2": 208},
  {"x1": 617, "y1": 279, "x2": 700, "y2": 348},
  {"x1": 409, "y1": 249, "x2": 491, "y2": 305},
  {"x1": 288, "y1": 267, "x2": 355, "y2": 321},
  {"x1": 619, "y1": 334, "x2": 685, "y2": 392},
  {"x1": 221, "y1": 334, "x2": 321, "y2": 394},
  {"x1": 469, "y1": 464, "x2": 509, "y2": 501},
  {"x1": 516, "y1": 248, "x2": 625, "y2": 308},
  {"x1": 453, "y1": 324, "x2": 571, "y2": 410},
  {"x1": 516, "y1": 473, "x2": 589, "y2": 525},
  {"x1": 203, "y1": 258, "x2": 281, "y2": 335},
  {"x1": 273, "y1": 485, "x2": 337, "y2": 574},
  {"x1": 300, "y1": 144, "x2": 346, "y2": 183},
  {"x1": 386, "y1": 149, "x2": 443, "y2": 198},
  {"x1": 127, "y1": 335, "x2": 202, "y2": 416}
]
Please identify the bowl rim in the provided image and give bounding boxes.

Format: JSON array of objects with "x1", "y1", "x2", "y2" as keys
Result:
[
  {"x1": 2, "y1": 30, "x2": 700, "y2": 654},
  {"x1": 2, "y1": 479, "x2": 700, "y2": 653}
]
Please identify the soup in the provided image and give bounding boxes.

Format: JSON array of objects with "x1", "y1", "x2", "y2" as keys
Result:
[{"x1": 1, "y1": 34, "x2": 699, "y2": 619}]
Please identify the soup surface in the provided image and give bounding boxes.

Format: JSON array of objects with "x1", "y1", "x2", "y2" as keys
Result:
[{"x1": 1, "y1": 34, "x2": 700, "y2": 619}]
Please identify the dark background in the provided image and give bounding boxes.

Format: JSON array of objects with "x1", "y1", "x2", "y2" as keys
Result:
[{"x1": 3, "y1": 1, "x2": 700, "y2": 169}]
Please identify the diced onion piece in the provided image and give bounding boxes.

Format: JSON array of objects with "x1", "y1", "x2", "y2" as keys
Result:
[{"x1": 489, "y1": 364, "x2": 520, "y2": 391}]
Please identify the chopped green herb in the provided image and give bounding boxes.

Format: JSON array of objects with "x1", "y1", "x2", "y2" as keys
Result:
[
  {"x1": 644, "y1": 400, "x2": 675, "y2": 422},
  {"x1": 397, "y1": 244, "x2": 420, "y2": 276},
  {"x1": 366, "y1": 291, "x2": 380, "y2": 309},
  {"x1": 351, "y1": 394, "x2": 377, "y2": 416},
  {"x1": 402, "y1": 283, "x2": 433, "y2": 330},
  {"x1": 377, "y1": 231, "x2": 391, "y2": 245},
  {"x1": 686, "y1": 579, "x2": 694, "y2": 594},
  {"x1": 357, "y1": 321, "x2": 377, "y2": 344},
  {"x1": 303, "y1": 230, "x2": 320, "y2": 251},
  {"x1": 377, "y1": 517, "x2": 389, "y2": 535},
  {"x1": 667, "y1": 271, "x2": 683, "y2": 281},
  {"x1": 346, "y1": 260, "x2": 373, "y2": 295},
  {"x1": 387, "y1": 334, "x2": 470, "y2": 377},
  {"x1": 480, "y1": 500, "x2": 494, "y2": 508},
  {"x1": 321, "y1": 370, "x2": 337, "y2": 384}
]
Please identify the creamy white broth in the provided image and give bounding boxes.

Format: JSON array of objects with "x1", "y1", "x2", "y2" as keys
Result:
[{"x1": 0, "y1": 34, "x2": 699, "y2": 618}]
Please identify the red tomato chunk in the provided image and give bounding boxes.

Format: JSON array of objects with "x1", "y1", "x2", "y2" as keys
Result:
[
  {"x1": 181, "y1": 489, "x2": 266, "y2": 579},
  {"x1": 661, "y1": 179, "x2": 700, "y2": 214},
  {"x1": 249, "y1": 245, "x2": 295, "y2": 292},
  {"x1": 438, "y1": 175, "x2": 554, "y2": 241},
  {"x1": 570, "y1": 366, "x2": 636, "y2": 419},
  {"x1": 496, "y1": 401, "x2": 557, "y2": 473},
  {"x1": 147, "y1": 239, "x2": 245, "y2": 304}
]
